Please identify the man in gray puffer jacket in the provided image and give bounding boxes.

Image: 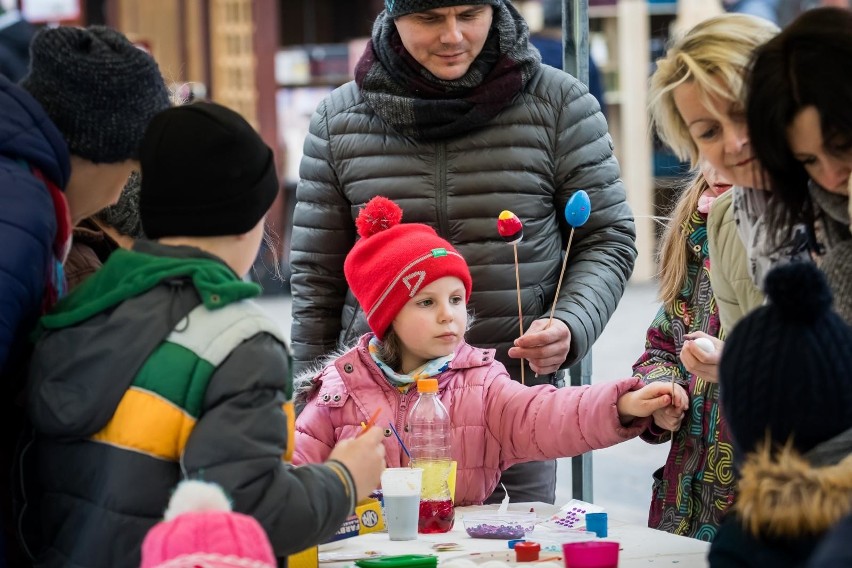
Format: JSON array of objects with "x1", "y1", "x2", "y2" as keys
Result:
[{"x1": 290, "y1": 0, "x2": 637, "y2": 504}]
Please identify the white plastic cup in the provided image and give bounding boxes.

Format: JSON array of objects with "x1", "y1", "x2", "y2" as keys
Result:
[{"x1": 380, "y1": 468, "x2": 423, "y2": 541}]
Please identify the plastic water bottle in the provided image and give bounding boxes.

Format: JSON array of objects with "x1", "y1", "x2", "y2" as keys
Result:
[{"x1": 407, "y1": 378, "x2": 455, "y2": 533}]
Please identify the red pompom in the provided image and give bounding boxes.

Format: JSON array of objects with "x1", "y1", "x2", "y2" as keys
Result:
[{"x1": 355, "y1": 196, "x2": 403, "y2": 238}]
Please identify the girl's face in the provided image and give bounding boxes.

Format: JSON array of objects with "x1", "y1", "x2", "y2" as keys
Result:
[
  {"x1": 700, "y1": 158, "x2": 733, "y2": 197},
  {"x1": 674, "y1": 81, "x2": 766, "y2": 189},
  {"x1": 787, "y1": 106, "x2": 852, "y2": 196},
  {"x1": 391, "y1": 276, "x2": 468, "y2": 374}
]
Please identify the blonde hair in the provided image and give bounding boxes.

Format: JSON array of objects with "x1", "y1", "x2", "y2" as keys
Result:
[
  {"x1": 657, "y1": 170, "x2": 709, "y2": 309},
  {"x1": 649, "y1": 14, "x2": 779, "y2": 165}
]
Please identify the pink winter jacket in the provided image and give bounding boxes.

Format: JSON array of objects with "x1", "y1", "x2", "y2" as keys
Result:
[{"x1": 294, "y1": 335, "x2": 650, "y2": 506}]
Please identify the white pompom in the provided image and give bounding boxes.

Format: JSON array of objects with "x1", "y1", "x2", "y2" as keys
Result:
[{"x1": 163, "y1": 480, "x2": 233, "y2": 521}]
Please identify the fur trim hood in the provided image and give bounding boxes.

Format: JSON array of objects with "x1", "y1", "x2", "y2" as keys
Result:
[
  {"x1": 735, "y1": 428, "x2": 852, "y2": 539},
  {"x1": 293, "y1": 347, "x2": 347, "y2": 411}
]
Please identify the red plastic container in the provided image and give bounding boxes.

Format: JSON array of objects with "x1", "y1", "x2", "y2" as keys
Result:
[{"x1": 514, "y1": 542, "x2": 541, "y2": 562}]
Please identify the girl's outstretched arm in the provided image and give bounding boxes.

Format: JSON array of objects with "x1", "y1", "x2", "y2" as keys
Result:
[{"x1": 485, "y1": 367, "x2": 653, "y2": 466}]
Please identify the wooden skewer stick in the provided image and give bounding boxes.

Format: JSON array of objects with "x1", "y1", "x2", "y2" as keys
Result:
[
  {"x1": 496, "y1": 210, "x2": 526, "y2": 386},
  {"x1": 545, "y1": 227, "x2": 575, "y2": 330},
  {"x1": 513, "y1": 242, "x2": 525, "y2": 386}
]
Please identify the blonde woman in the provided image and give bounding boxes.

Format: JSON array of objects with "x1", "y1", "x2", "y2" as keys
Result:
[
  {"x1": 635, "y1": 14, "x2": 777, "y2": 541},
  {"x1": 649, "y1": 13, "x2": 783, "y2": 341}
]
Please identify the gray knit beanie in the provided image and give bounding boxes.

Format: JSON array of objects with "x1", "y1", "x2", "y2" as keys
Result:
[
  {"x1": 95, "y1": 171, "x2": 145, "y2": 239},
  {"x1": 384, "y1": 0, "x2": 503, "y2": 18},
  {"x1": 21, "y1": 25, "x2": 170, "y2": 163}
]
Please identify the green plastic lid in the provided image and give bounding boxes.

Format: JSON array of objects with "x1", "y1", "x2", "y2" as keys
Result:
[{"x1": 355, "y1": 555, "x2": 438, "y2": 568}]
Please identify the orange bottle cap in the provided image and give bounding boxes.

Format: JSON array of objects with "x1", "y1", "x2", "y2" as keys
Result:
[{"x1": 417, "y1": 378, "x2": 438, "y2": 393}]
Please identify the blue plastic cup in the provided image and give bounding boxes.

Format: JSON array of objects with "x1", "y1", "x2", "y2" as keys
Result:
[{"x1": 585, "y1": 512, "x2": 608, "y2": 538}]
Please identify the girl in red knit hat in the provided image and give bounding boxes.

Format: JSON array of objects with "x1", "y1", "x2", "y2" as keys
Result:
[{"x1": 293, "y1": 196, "x2": 673, "y2": 506}]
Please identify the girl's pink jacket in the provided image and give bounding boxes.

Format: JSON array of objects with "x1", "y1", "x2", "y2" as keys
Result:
[{"x1": 293, "y1": 335, "x2": 649, "y2": 506}]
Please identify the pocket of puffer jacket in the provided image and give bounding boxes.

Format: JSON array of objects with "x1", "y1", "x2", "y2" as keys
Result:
[
  {"x1": 651, "y1": 465, "x2": 666, "y2": 497},
  {"x1": 314, "y1": 387, "x2": 350, "y2": 408},
  {"x1": 534, "y1": 282, "x2": 558, "y2": 317},
  {"x1": 648, "y1": 465, "x2": 667, "y2": 529},
  {"x1": 340, "y1": 301, "x2": 364, "y2": 348},
  {"x1": 533, "y1": 284, "x2": 546, "y2": 314}
]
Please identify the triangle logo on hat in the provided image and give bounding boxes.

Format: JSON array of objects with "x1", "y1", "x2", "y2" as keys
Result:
[{"x1": 403, "y1": 271, "x2": 426, "y2": 297}]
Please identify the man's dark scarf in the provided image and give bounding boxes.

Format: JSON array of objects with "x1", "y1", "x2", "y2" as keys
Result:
[{"x1": 355, "y1": 1, "x2": 541, "y2": 140}]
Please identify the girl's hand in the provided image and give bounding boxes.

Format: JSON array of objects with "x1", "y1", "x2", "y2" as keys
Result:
[
  {"x1": 681, "y1": 332, "x2": 724, "y2": 383},
  {"x1": 652, "y1": 383, "x2": 688, "y2": 431},
  {"x1": 616, "y1": 382, "x2": 674, "y2": 425}
]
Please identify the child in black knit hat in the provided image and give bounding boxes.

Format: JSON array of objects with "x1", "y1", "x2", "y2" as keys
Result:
[
  {"x1": 708, "y1": 262, "x2": 852, "y2": 568},
  {"x1": 19, "y1": 101, "x2": 387, "y2": 566}
]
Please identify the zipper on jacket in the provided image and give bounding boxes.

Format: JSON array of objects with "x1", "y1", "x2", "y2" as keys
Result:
[
  {"x1": 397, "y1": 390, "x2": 412, "y2": 466},
  {"x1": 435, "y1": 142, "x2": 449, "y2": 238}
]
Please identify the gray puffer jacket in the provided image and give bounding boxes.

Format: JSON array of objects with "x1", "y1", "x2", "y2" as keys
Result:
[{"x1": 290, "y1": 65, "x2": 637, "y2": 384}]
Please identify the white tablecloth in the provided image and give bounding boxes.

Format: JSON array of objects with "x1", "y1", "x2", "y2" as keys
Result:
[{"x1": 320, "y1": 503, "x2": 709, "y2": 568}]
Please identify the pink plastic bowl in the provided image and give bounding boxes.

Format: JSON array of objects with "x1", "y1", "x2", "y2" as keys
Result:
[{"x1": 562, "y1": 541, "x2": 619, "y2": 568}]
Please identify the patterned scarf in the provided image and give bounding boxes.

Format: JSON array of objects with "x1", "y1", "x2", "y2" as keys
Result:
[
  {"x1": 731, "y1": 186, "x2": 810, "y2": 289},
  {"x1": 368, "y1": 336, "x2": 453, "y2": 392},
  {"x1": 355, "y1": 2, "x2": 541, "y2": 140},
  {"x1": 809, "y1": 181, "x2": 851, "y2": 256}
]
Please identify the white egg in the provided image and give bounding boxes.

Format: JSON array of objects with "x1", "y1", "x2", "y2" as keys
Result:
[
  {"x1": 480, "y1": 560, "x2": 511, "y2": 568},
  {"x1": 694, "y1": 337, "x2": 716, "y2": 354},
  {"x1": 441, "y1": 560, "x2": 478, "y2": 568}
]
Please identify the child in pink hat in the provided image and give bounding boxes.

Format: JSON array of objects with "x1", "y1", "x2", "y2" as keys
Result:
[{"x1": 141, "y1": 480, "x2": 275, "y2": 568}]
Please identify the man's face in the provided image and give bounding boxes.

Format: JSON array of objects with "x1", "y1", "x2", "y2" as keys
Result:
[{"x1": 394, "y1": 5, "x2": 494, "y2": 81}]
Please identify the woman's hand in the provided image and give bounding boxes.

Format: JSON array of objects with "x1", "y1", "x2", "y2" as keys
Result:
[{"x1": 680, "y1": 332, "x2": 724, "y2": 383}]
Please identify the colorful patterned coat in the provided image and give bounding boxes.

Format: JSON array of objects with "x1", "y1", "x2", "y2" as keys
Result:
[{"x1": 633, "y1": 207, "x2": 734, "y2": 541}]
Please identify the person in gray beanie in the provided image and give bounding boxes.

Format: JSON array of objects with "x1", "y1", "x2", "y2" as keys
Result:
[
  {"x1": 289, "y1": 0, "x2": 636, "y2": 505},
  {"x1": 0, "y1": 23, "x2": 168, "y2": 566}
]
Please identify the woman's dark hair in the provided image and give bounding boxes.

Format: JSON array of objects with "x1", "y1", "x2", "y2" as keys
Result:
[{"x1": 746, "y1": 7, "x2": 852, "y2": 243}]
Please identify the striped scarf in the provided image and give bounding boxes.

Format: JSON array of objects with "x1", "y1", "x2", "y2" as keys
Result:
[{"x1": 354, "y1": 1, "x2": 541, "y2": 140}]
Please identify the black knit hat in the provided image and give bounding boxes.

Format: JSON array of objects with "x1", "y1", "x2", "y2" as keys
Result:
[
  {"x1": 139, "y1": 101, "x2": 279, "y2": 239},
  {"x1": 21, "y1": 25, "x2": 169, "y2": 163},
  {"x1": 384, "y1": 0, "x2": 503, "y2": 18},
  {"x1": 719, "y1": 262, "x2": 852, "y2": 456}
]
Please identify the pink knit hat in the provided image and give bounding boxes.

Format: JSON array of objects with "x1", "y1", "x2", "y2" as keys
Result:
[
  {"x1": 141, "y1": 480, "x2": 276, "y2": 568},
  {"x1": 344, "y1": 196, "x2": 473, "y2": 340}
]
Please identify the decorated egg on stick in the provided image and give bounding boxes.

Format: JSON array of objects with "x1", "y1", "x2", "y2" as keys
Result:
[
  {"x1": 497, "y1": 210, "x2": 524, "y2": 244},
  {"x1": 545, "y1": 191, "x2": 593, "y2": 330},
  {"x1": 496, "y1": 209, "x2": 526, "y2": 385}
]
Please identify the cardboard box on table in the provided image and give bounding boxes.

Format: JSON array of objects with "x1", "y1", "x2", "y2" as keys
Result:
[{"x1": 288, "y1": 498, "x2": 385, "y2": 568}]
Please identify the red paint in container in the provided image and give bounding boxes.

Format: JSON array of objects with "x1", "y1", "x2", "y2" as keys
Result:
[{"x1": 514, "y1": 541, "x2": 541, "y2": 562}]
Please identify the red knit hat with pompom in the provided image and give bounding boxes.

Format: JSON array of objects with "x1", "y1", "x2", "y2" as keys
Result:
[{"x1": 344, "y1": 196, "x2": 473, "y2": 340}]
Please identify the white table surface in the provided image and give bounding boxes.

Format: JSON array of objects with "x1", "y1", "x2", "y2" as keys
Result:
[{"x1": 320, "y1": 503, "x2": 709, "y2": 568}]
